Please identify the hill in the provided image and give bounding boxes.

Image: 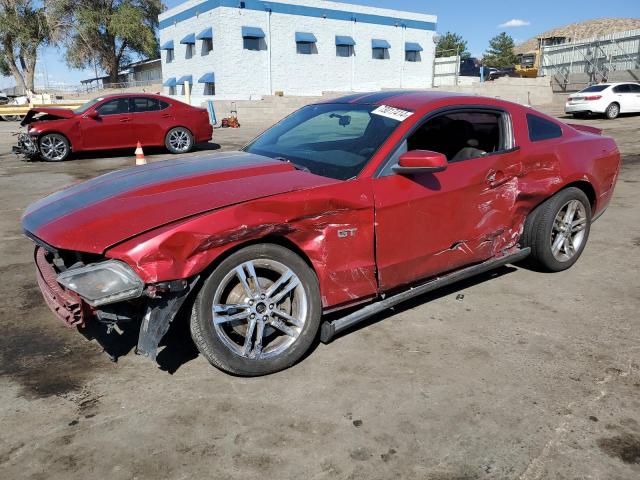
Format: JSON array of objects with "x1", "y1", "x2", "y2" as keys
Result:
[{"x1": 514, "y1": 17, "x2": 640, "y2": 54}]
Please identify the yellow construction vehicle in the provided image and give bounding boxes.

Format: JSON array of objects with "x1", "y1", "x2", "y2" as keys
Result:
[{"x1": 515, "y1": 36, "x2": 569, "y2": 78}]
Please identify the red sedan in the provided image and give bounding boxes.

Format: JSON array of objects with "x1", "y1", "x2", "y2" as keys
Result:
[
  {"x1": 22, "y1": 91, "x2": 620, "y2": 375},
  {"x1": 17, "y1": 93, "x2": 213, "y2": 161}
]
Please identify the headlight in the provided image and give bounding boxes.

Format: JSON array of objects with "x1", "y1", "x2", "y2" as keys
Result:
[{"x1": 57, "y1": 260, "x2": 144, "y2": 306}]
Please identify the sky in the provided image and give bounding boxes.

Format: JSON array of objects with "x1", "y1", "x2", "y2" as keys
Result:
[{"x1": 1, "y1": 0, "x2": 639, "y2": 89}]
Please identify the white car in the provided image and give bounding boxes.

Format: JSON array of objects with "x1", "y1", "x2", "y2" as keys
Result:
[{"x1": 565, "y1": 82, "x2": 640, "y2": 119}]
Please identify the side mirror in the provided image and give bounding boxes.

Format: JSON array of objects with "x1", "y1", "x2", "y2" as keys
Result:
[
  {"x1": 86, "y1": 110, "x2": 99, "y2": 119},
  {"x1": 393, "y1": 150, "x2": 448, "y2": 174}
]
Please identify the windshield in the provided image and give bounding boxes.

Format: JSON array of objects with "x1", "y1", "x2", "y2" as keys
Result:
[
  {"x1": 73, "y1": 97, "x2": 104, "y2": 114},
  {"x1": 579, "y1": 85, "x2": 609, "y2": 93},
  {"x1": 243, "y1": 103, "x2": 405, "y2": 180}
]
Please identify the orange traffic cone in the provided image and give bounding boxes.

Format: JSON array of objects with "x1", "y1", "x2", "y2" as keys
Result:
[{"x1": 135, "y1": 141, "x2": 146, "y2": 165}]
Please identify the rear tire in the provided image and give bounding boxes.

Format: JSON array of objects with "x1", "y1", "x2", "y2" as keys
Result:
[
  {"x1": 39, "y1": 133, "x2": 70, "y2": 162},
  {"x1": 190, "y1": 244, "x2": 321, "y2": 376},
  {"x1": 520, "y1": 187, "x2": 591, "y2": 272},
  {"x1": 605, "y1": 102, "x2": 620, "y2": 119},
  {"x1": 165, "y1": 127, "x2": 193, "y2": 154}
]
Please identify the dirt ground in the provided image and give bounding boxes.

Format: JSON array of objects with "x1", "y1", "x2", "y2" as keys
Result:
[{"x1": 0, "y1": 103, "x2": 639, "y2": 480}]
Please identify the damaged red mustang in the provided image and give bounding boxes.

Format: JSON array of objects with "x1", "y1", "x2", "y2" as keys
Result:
[
  {"x1": 22, "y1": 91, "x2": 620, "y2": 376},
  {"x1": 14, "y1": 93, "x2": 212, "y2": 161}
]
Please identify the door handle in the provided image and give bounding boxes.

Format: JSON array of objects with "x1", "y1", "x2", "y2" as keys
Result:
[
  {"x1": 119, "y1": 117, "x2": 131, "y2": 122},
  {"x1": 486, "y1": 170, "x2": 505, "y2": 187},
  {"x1": 161, "y1": 114, "x2": 172, "y2": 118}
]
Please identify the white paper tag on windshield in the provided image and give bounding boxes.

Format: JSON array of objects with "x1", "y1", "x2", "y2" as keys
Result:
[{"x1": 371, "y1": 105, "x2": 414, "y2": 122}]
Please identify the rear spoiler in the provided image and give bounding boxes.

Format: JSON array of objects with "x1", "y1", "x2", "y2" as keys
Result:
[{"x1": 568, "y1": 123, "x2": 602, "y2": 136}]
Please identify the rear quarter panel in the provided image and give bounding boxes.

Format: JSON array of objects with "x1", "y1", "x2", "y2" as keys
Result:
[{"x1": 512, "y1": 107, "x2": 620, "y2": 219}]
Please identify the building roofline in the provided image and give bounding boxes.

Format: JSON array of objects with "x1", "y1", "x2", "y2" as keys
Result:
[{"x1": 159, "y1": 0, "x2": 436, "y2": 31}]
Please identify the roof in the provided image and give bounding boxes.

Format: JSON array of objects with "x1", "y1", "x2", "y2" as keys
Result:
[
  {"x1": 515, "y1": 17, "x2": 640, "y2": 54},
  {"x1": 320, "y1": 90, "x2": 507, "y2": 111}
]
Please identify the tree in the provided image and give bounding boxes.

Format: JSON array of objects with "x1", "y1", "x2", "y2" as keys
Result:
[
  {"x1": 436, "y1": 32, "x2": 470, "y2": 59},
  {"x1": 48, "y1": 0, "x2": 161, "y2": 83},
  {"x1": 483, "y1": 32, "x2": 518, "y2": 68},
  {"x1": 0, "y1": 0, "x2": 49, "y2": 93}
]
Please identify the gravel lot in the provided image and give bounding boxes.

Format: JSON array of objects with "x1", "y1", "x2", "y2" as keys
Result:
[{"x1": 0, "y1": 103, "x2": 639, "y2": 480}]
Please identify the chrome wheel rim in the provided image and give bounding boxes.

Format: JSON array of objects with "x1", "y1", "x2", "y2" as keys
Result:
[
  {"x1": 168, "y1": 129, "x2": 191, "y2": 152},
  {"x1": 608, "y1": 104, "x2": 619, "y2": 117},
  {"x1": 40, "y1": 135, "x2": 67, "y2": 161},
  {"x1": 550, "y1": 199, "x2": 587, "y2": 262},
  {"x1": 212, "y1": 259, "x2": 307, "y2": 360}
]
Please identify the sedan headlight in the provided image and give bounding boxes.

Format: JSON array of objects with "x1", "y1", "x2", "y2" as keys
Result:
[{"x1": 57, "y1": 260, "x2": 144, "y2": 307}]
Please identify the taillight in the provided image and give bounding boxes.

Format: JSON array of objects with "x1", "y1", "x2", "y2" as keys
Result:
[{"x1": 584, "y1": 95, "x2": 602, "y2": 101}]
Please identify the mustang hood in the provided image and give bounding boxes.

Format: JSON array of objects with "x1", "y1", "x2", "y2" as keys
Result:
[
  {"x1": 23, "y1": 152, "x2": 336, "y2": 253},
  {"x1": 21, "y1": 107, "x2": 76, "y2": 126}
]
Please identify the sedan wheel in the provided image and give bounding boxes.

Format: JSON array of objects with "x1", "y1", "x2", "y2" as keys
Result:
[
  {"x1": 190, "y1": 244, "x2": 321, "y2": 376},
  {"x1": 605, "y1": 103, "x2": 620, "y2": 119},
  {"x1": 39, "y1": 133, "x2": 70, "y2": 162},
  {"x1": 165, "y1": 127, "x2": 193, "y2": 154}
]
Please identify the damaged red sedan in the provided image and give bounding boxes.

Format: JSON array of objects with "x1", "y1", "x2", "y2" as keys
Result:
[
  {"x1": 22, "y1": 91, "x2": 620, "y2": 376},
  {"x1": 15, "y1": 93, "x2": 212, "y2": 161}
]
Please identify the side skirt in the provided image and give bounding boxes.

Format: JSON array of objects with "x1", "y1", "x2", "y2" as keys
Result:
[{"x1": 320, "y1": 247, "x2": 531, "y2": 343}]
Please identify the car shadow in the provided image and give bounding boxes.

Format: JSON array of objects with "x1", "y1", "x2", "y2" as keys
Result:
[
  {"x1": 80, "y1": 265, "x2": 520, "y2": 374},
  {"x1": 558, "y1": 113, "x2": 639, "y2": 120},
  {"x1": 323, "y1": 265, "x2": 518, "y2": 344},
  {"x1": 26, "y1": 142, "x2": 222, "y2": 163}
]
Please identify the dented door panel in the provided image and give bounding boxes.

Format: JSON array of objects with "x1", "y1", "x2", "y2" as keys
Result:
[{"x1": 372, "y1": 148, "x2": 525, "y2": 290}]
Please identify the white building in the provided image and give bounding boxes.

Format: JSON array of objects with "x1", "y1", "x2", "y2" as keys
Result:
[{"x1": 159, "y1": 0, "x2": 437, "y2": 101}]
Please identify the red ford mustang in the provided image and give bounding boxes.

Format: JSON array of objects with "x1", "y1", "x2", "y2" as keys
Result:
[
  {"x1": 16, "y1": 93, "x2": 213, "y2": 161},
  {"x1": 22, "y1": 91, "x2": 620, "y2": 376}
]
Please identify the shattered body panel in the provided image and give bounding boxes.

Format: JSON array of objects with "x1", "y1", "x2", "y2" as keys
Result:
[{"x1": 21, "y1": 91, "x2": 621, "y2": 362}]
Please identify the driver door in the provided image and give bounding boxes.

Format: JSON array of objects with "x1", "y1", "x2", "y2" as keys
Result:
[
  {"x1": 80, "y1": 98, "x2": 135, "y2": 150},
  {"x1": 372, "y1": 108, "x2": 523, "y2": 290}
]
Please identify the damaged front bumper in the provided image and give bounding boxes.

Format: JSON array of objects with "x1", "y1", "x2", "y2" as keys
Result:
[
  {"x1": 34, "y1": 245, "x2": 198, "y2": 362},
  {"x1": 12, "y1": 132, "x2": 39, "y2": 160}
]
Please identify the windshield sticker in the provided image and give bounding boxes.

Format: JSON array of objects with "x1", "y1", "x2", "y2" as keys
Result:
[{"x1": 371, "y1": 105, "x2": 414, "y2": 122}]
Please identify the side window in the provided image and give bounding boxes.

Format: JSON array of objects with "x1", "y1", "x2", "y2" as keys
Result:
[
  {"x1": 131, "y1": 97, "x2": 160, "y2": 113},
  {"x1": 159, "y1": 101, "x2": 171, "y2": 110},
  {"x1": 243, "y1": 38, "x2": 261, "y2": 51},
  {"x1": 405, "y1": 51, "x2": 421, "y2": 62},
  {"x1": 527, "y1": 114, "x2": 562, "y2": 142},
  {"x1": 202, "y1": 38, "x2": 213, "y2": 55},
  {"x1": 296, "y1": 42, "x2": 312, "y2": 55},
  {"x1": 96, "y1": 98, "x2": 129, "y2": 116},
  {"x1": 372, "y1": 48, "x2": 389, "y2": 60},
  {"x1": 406, "y1": 110, "x2": 503, "y2": 162},
  {"x1": 612, "y1": 84, "x2": 630, "y2": 93},
  {"x1": 336, "y1": 45, "x2": 353, "y2": 57},
  {"x1": 627, "y1": 84, "x2": 640, "y2": 93}
]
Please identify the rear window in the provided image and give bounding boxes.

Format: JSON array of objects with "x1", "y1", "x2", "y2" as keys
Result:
[
  {"x1": 580, "y1": 85, "x2": 608, "y2": 93},
  {"x1": 527, "y1": 114, "x2": 562, "y2": 142},
  {"x1": 612, "y1": 84, "x2": 631, "y2": 93}
]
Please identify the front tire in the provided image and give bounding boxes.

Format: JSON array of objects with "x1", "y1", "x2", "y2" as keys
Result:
[
  {"x1": 190, "y1": 244, "x2": 321, "y2": 376},
  {"x1": 165, "y1": 127, "x2": 193, "y2": 154},
  {"x1": 39, "y1": 133, "x2": 70, "y2": 162},
  {"x1": 521, "y1": 187, "x2": 591, "y2": 272},
  {"x1": 605, "y1": 102, "x2": 620, "y2": 119}
]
